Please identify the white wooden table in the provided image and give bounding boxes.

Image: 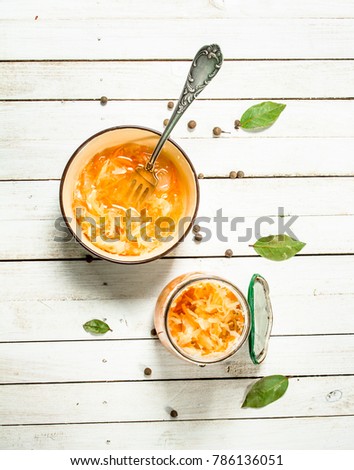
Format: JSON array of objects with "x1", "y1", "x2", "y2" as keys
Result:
[{"x1": 1, "y1": 0, "x2": 354, "y2": 450}]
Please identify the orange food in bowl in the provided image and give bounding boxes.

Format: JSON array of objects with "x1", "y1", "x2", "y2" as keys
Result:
[
  {"x1": 72, "y1": 142, "x2": 184, "y2": 256},
  {"x1": 167, "y1": 280, "x2": 245, "y2": 359}
]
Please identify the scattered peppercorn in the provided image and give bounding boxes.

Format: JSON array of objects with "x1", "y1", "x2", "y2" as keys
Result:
[
  {"x1": 102, "y1": 282, "x2": 108, "y2": 286},
  {"x1": 229, "y1": 171, "x2": 237, "y2": 179},
  {"x1": 234, "y1": 119, "x2": 241, "y2": 129},
  {"x1": 144, "y1": 367, "x2": 152, "y2": 376},
  {"x1": 100, "y1": 96, "x2": 108, "y2": 105},
  {"x1": 170, "y1": 410, "x2": 178, "y2": 418},
  {"x1": 85, "y1": 254, "x2": 94, "y2": 263},
  {"x1": 193, "y1": 224, "x2": 200, "y2": 234},
  {"x1": 163, "y1": 118, "x2": 169, "y2": 127},
  {"x1": 225, "y1": 249, "x2": 233, "y2": 258},
  {"x1": 188, "y1": 120, "x2": 197, "y2": 130},
  {"x1": 213, "y1": 126, "x2": 222, "y2": 137},
  {"x1": 198, "y1": 173, "x2": 204, "y2": 179},
  {"x1": 150, "y1": 328, "x2": 157, "y2": 336},
  {"x1": 167, "y1": 101, "x2": 174, "y2": 110},
  {"x1": 237, "y1": 170, "x2": 245, "y2": 178},
  {"x1": 35, "y1": 15, "x2": 39, "y2": 20},
  {"x1": 194, "y1": 233, "x2": 203, "y2": 242}
]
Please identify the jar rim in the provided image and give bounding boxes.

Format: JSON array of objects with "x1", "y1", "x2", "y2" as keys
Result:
[{"x1": 163, "y1": 274, "x2": 251, "y2": 365}]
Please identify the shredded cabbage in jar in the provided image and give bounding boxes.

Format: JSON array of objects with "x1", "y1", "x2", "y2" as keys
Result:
[
  {"x1": 73, "y1": 143, "x2": 184, "y2": 256},
  {"x1": 168, "y1": 280, "x2": 245, "y2": 358}
]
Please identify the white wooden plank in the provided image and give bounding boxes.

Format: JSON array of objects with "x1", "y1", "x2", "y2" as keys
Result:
[
  {"x1": 0, "y1": 257, "x2": 352, "y2": 339},
  {"x1": 1, "y1": 257, "x2": 352, "y2": 302},
  {"x1": 1, "y1": 101, "x2": 354, "y2": 180},
  {"x1": 2, "y1": 19, "x2": 354, "y2": 60},
  {"x1": 3, "y1": 0, "x2": 354, "y2": 20},
  {"x1": 0, "y1": 376, "x2": 352, "y2": 425},
  {"x1": 2, "y1": 100, "x2": 353, "y2": 142},
  {"x1": 3, "y1": 215, "x2": 354, "y2": 260},
  {"x1": 1, "y1": 294, "x2": 354, "y2": 342},
  {"x1": 3, "y1": 61, "x2": 354, "y2": 100},
  {"x1": 0, "y1": 416, "x2": 353, "y2": 449},
  {"x1": 3, "y1": 136, "x2": 354, "y2": 180},
  {"x1": 0, "y1": 179, "x2": 353, "y2": 259},
  {"x1": 3, "y1": 179, "x2": 353, "y2": 220},
  {"x1": 0, "y1": 335, "x2": 354, "y2": 384}
]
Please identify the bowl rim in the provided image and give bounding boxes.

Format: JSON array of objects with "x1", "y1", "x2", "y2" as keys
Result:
[{"x1": 59, "y1": 125, "x2": 200, "y2": 265}]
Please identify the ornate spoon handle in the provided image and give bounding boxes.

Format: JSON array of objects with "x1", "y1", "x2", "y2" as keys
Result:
[{"x1": 145, "y1": 44, "x2": 223, "y2": 171}]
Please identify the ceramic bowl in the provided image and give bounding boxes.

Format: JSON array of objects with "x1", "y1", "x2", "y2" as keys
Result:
[{"x1": 60, "y1": 126, "x2": 199, "y2": 264}]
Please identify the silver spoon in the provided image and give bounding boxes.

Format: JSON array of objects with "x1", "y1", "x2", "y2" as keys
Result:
[{"x1": 127, "y1": 44, "x2": 223, "y2": 204}]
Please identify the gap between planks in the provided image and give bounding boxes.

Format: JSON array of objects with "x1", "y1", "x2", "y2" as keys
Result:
[
  {"x1": 2, "y1": 373, "x2": 354, "y2": 387},
  {"x1": 3, "y1": 58, "x2": 354, "y2": 62},
  {"x1": 2, "y1": 414, "x2": 354, "y2": 428},
  {"x1": 2, "y1": 98, "x2": 354, "y2": 102},
  {"x1": 1, "y1": 175, "x2": 354, "y2": 182},
  {"x1": 1, "y1": 253, "x2": 354, "y2": 263},
  {"x1": 1, "y1": 331, "x2": 354, "y2": 345}
]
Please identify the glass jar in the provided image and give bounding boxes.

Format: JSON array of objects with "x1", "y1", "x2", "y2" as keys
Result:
[{"x1": 154, "y1": 272, "x2": 273, "y2": 366}]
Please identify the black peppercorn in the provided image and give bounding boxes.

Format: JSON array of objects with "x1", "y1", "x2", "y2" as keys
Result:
[
  {"x1": 237, "y1": 170, "x2": 245, "y2": 178},
  {"x1": 100, "y1": 96, "x2": 108, "y2": 105},
  {"x1": 150, "y1": 328, "x2": 157, "y2": 336},
  {"x1": 167, "y1": 101, "x2": 174, "y2": 110},
  {"x1": 213, "y1": 126, "x2": 222, "y2": 136},
  {"x1": 85, "y1": 254, "x2": 94, "y2": 263},
  {"x1": 170, "y1": 410, "x2": 178, "y2": 418},
  {"x1": 198, "y1": 173, "x2": 204, "y2": 179},
  {"x1": 194, "y1": 233, "x2": 203, "y2": 242},
  {"x1": 188, "y1": 120, "x2": 197, "y2": 130},
  {"x1": 193, "y1": 225, "x2": 200, "y2": 234},
  {"x1": 234, "y1": 119, "x2": 241, "y2": 129},
  {"x1": 144, "y1": 367, "x2": 152, "y2": 376},
  {"x1": 163, "y1": 118, "x2": 169, "y2": 126},
  {"x1": 225, "y1": 249, "x2": 233, "y2": 258},
  {"x1": 229, "y1": 171, "x2": 237, "y2": 179}
]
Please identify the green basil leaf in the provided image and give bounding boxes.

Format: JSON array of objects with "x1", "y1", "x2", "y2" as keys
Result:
[
  {"x1": 253, "y1": 234, "x2": 306, "y2": 261},
  {"x1": 83, "y1": 319, "x2": 112, "y2": 335},
  {"x1": 242, "y1": 375, "x2": 289, "y2": 408},
  {"x1": 240, "y1": 101, "x2": 286, "y2": 130}
]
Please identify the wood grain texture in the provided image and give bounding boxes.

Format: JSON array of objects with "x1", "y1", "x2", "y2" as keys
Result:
[
  {"x1": 2, "y1": 61, "x2": 354, "y2": 100},
  {"x1": 2, "y1": 135, "x2": 354, "y2": 180},
  {"x1": 3, "y1": 215, "x2": 354, "y2": 260},
  {"x1": 5, "y1": 178, "x2": 354, "y2": 220},
  {"x1": 3, "y1": 0, "x2": 354, "y2": 19},
  {"x1": 0, "y1": 179, "x2": 353, "y2": 259},
  {"x1": 3, "y1": 100, "x2": 354, "y2": 141},
  {"x1": 2, "y1": 19, "x2": 354, "y2": 60},
  {"x1": 1, "y1": 101, "x2": 354, "y2": 180},
  {"x1": 0, "y1": 257, "x2": 353, "y2": 341},
  {"x1": 1, "y1": 416, "x2": 353, "y2": 449},
  {"x1": 2, "y1": 0, "x2": 354, "y2": 451},
  {"x1": 0, "y1": 376, "x2": 353, "y2": 425},
  {"x1": 1, "y1": 294, "x2": 354, "y2": 342},
  {"x1": 1, "y1": 257, "x2": 352, "y2": 301},
  {"x1": 0, "y1": 335, "x2": 354, "y2": 384}
]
